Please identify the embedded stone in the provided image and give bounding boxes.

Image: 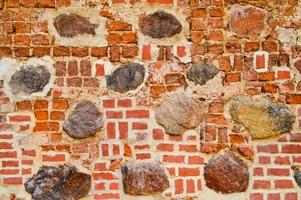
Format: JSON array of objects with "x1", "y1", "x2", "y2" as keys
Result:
[
  {"x1": 294, "y1": 59, "x2": 301, "y2": 74},
  {"x1": 106, "y1": 62, "x2": 145, "y2": 93},
  {"x1": 187, "y1": 63, "x2": 219, "y2": 86},
  {"x1": 229, "y1": 95, "x2": 295, "y2": 139},
  {"x1": 139, "y1": 11, "x2": 182, "y2": 39},
  {"x1": 54, "y1": 13, "x2": 98, "y2": 38},
  {"x1": 230, "y1": 5, "x2": 265, "y2": 37},
  {"x1": 25, "y1": 165, "x2": 91, "y2": 200},
  {"x1": 204, "y1": 151, "x2": 249, "y2": 194},
  {"x1": 63, "y1": 101, "x2": 103, "y2": 139},
  {"x1": 121, "y1": 162, "x2": 169, "y2": 195},
  {"x1": 155, "y1": 93, "x2": 206, "y2": 135},
  {"x1": 9, "y1": 65, "x2": 51, "y2": 96}
]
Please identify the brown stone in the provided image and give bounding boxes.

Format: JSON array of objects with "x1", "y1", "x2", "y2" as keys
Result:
[
  {"x1": 229, "y1": 95, "x2": 295, "y2": 139},
  {"x1": 121, "y1": 162, "x2": 169, "y2": 195},
  {"x1": 139, "y1": 11, "x2": 182, "y2": 39},
  {"x1": 204, "y1": 151, "x2": 249, "y2": 194},
  {"x1": 294, "y1": 59, "x2": 301, "y2": 74},
  {"x1": 155, "y1": 93, "x2": 206, "y2": 135},
  {"x1": 230, "y1": 5, "x2": 265, "y2": 37},
  {"x1": 24, "y1": 165, "x2": 91, "y2": 200},
  {"x1": 63, "y1": 101, "x2": 104, "y2": 139},
  {"x1": 54, "y1": 13, "x2": 98, "y2": 38}
]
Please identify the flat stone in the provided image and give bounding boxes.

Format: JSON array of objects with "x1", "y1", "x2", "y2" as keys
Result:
[
  {"x1": 63, "y1": 101, "x2": 104, "y2": 139},
  {"x1": 9, "y1": 65, "x2": 51, "y2": 96},
  {"x1": 187, "y1": 63, "x2": 219, "y2": 85},
  {"x1": 106, "y1": 62, "x2": 145, "y2": 93},
  {"x1": 139, "y1": 11, "x2": 182, "y2": 39},
  {"x1": 54, "y1": 13, "x2": 98, "y2": 38},
  {"x1": 121, "y1": 162, "x2": 169, "y2": 195},
  {"x1": 204, "y1": 151, "x2": 249, "y2": 194},
  {"x1": 155, "y1": 93, "x2": 206, "y2": 135},
  {"x1": 229, "y1": 95, "x2": 295, "y2": 139},
  {"x1": 230, "y1": 5, "x2": 265, "y2": 37},
  {"x1": 25, "y1": 165, "x2": 91, "y2": 200}
]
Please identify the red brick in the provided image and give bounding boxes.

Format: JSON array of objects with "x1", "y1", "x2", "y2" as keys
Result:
[
  {"x1": 257, "y1": 144, "x2": 278, "y2": 153},
  {"x1": 119, "y1": 122, "x2": 128, "y2": 139},
  {"x1": 282, "y1": 144, "x2": 301, "y2": 153},
  {"x1": 253, "y1": 180, "x2": 271, "y2": 189},
  {"x1": 126, "y1": 110, "x2": 149, "y2": 118},
  {"x1": 267, "y1": 193, "x2": 280, "y2": 200},
  {"x1": 107, "y1": 21, "x2": 131, "y2": 31},
  {"x1": 285, "y1": 193, "x2": 298, "y2": 200},
  {"x1": 132, "y1": 122, "x2": 147, "y2": 130},
  {"x1": 91, "y1": 47, "x2": 107, "y2": 57},
  {"x1": 175, "y1": 179, "x2": 184, "y2": 194},
  {"x1": 3, "y1": 177, "x2": 22, "y2": 185},
  {"x1": 42, "y1": 154, "x2": 65, "y2": 162},
  {"x1": 179, "y1": 144, "x2": 197, "y2": 152},
  {"x1": 94, "y1": 193, "x2": 120, "y2": 200},
  {"x1": 274, "y1": 180, "x2": 294, "y2": 189},
  {"x1": 267, "y1": 168, "x2": 290, "y2": 176},
  {"x1": 117, "y1": 99, "x2": 132, "y2": 107},
  {"x1": 250, "y1": 193, "x2": 263, "y2": 200},
  {"x1": 107, "y1": 122, "x2": 116, "y2": 139},
  {"x1": 286, "y1": 94, "x2": 301, "y2": 104},
  {"x1": 153, "y1": 129, "x2": 164, "y2": 140},
  {"x1": 188, "y1": 156, "x2": 204, "y2": 164},
  {"x1": 142, "y1": 44, "x2": 151, "y2": 61},
  {"x1": 106, "y1": 111, "x2": 122, "y2": 119},
  {"x1": 179, "y1": 167, "x2": 200, "y2": 176},
  {"x1": 157, "y1": 143, "x2": 174, "y2": 152}
]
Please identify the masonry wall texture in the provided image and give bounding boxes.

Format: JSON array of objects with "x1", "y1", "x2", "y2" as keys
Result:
[{"x1": 0, "y1": 0, "x2": 301, "y2": 200}]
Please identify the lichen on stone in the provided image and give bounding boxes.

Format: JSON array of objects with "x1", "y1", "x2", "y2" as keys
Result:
[
  {"x1": 229, "y1": 95, "x2": 295, "y2": 139},
  {"x1": 106, "y1": 62, "x2": 145, "y2": 93},
  {"x1": 187, "y1": 63, "x2": 219, "y2": 86},
  {"x1": 9, "y1": 65, "x2": 51, "y2": 96}
]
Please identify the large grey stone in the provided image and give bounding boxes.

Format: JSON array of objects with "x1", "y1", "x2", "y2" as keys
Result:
[
  {"x1": 187, "y1": 63, "x2": 219, "y2": 85},
  {"x1": 9, "y1": 65, "x2": 51, "y2": 96},
  {"x1": 138, "y1": 10, "x2": 182, "y2": 39},
  {"x1": 121, "y1": 162, "x2": 169, "y2": 195},
  {"x1": 63, "y1": 101, "x2": 103, "y2": 139},
  {"x1": 24, "y1": 165, "x2": 91, "y2": 200},
  {"x1": 229, "y1": 95, "x2": 295, "y2": 139},
  {"x1": 155, "y1": 93, "x2": 206, "y2": 135},
  {"x1": 106, "y1": 62, "x2": 145, "y2": 93},
  {"x1": 204, "y1": 151, "x2": 249, "y2": 194},
  {"x1": 54, "y1": 13, "x2": 98, "y2": 38}
]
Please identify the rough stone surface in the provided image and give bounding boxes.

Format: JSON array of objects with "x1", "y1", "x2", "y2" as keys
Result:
[
  {"x1": 24, "y1": 165, "x2": 91, "y2": 200},
  {"x1": 54, "y1": 13, "x2": 98, "y2": 38},
  {"x1": 9, "y1": 65, "x2": 51, "y2": 96},
  {"x1": 204, "y1": 151, "x2": 249, "y2": 194},
  {"x1": 63, "y1": 101, "x2": 104, "y2": 139},
  {"x1": 294, "y1": 59, "x2": 301, "y2": 74},
  {"x1": 187, "y1": 63, "x2": 219, "y2": 86},
  {"x1": 155, "y1": 93, "x2": 206, "y2": 135},
  {"x1": 121, "y1": 162, "x2": 169, "y2": 195},
  {"x1": 230, "y1": 5, "x2": 265, "y2": 37},
  {"x1": 229, "y1": 95, "x2": 295, "y2": 139},
  {"x1": 106, "y1": 62, "x2": 145, "y2": 93},
  {"x1": 139, "y1": 11, "x2": 182, "y2": 39}
]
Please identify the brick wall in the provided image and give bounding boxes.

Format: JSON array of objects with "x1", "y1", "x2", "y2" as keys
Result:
[{"x1": 0, "y1": 0, "x2": 301, "y2": 199}]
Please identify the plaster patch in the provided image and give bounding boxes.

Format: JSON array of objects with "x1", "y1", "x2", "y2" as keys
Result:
[{"x1": 2, "y1": 56, "x2": 55, "y2": 101}]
